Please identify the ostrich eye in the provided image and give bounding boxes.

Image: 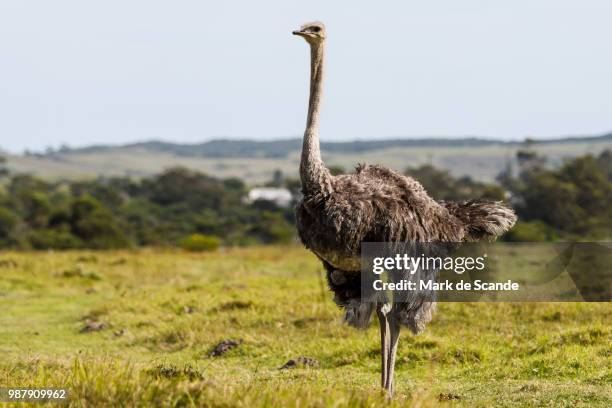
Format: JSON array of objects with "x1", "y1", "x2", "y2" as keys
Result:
[{"x1": 310, "y1": 26, "x2": 321, "y2": 33}]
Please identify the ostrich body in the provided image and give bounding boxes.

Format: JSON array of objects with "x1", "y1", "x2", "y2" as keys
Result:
[{"x1": 293, "y1": 22, "x2": 516, "y2": 395}]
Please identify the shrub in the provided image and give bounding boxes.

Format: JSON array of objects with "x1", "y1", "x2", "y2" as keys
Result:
[
  {"x1": 179, "y1": 234, "x2": 221, "y2": 252},
  {"x1": 0, "y1": 207, "x2": 18, "y2": 237},
  {"x1": 247, "y1": 212, "x2": 294, "y2": 244},
  {"x1": 29, "y1": 228, "x2": 82, "y2": 250},
  {"x1": 70, "y1": 197, "x2": 131, "y2": 249}
]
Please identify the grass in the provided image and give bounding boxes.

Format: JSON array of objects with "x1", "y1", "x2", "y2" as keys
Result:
[{"x1": 0, "y1": 246, "x2": 610, "y2": 407}]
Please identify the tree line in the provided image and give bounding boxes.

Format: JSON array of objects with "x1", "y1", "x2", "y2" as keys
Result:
[
  {"x1": 0, "y1": 148, "x2": 610, "y2": 250},
  {"x1": 0, "y1": 163, "x2": 294, "y2": 250}
]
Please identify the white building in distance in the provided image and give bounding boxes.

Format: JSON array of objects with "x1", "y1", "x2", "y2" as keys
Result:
[{"x1": 246, "y1": 187, "x2": 293, "y2": 208}]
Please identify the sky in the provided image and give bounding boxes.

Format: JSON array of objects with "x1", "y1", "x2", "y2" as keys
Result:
[{"x1": 1, "y1": 1, "x2": 611, "y2": 153}]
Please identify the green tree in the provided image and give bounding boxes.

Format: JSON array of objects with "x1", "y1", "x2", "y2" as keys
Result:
[
  {"x1": 513, "y1": 152, "x2": 612, "y2": 239},
  {"x1": 0, "y1": 207, "x2": 19, "y2": 247},
  {"x1": 69, "y1": 196, "x2": 131, "y2": 249}
]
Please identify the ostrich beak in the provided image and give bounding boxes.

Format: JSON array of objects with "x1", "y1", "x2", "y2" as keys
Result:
[{"x1": 292, "y1": 30, "x2": 305, "y2": 36}]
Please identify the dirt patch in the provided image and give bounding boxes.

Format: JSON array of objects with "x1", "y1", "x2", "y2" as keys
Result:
[
  {"x1": 60, "y1": 266, "x2": 103, "y2": 280},
  {"x1": 280, "y1": 356, "x2": 319, "y2": 370},
  {"x1": 76, "y1": 255, "x2": 98, "y2": 263},
  {"x1": 438, "y1": 393, "x2": 461, "y2": 401},
  {"x1": 292, "y1": 316, "x2": 328, "y2": 328},
  {"x1": 519, "y1": 384, "x2": 538, "y2": 392},
  {"x1": 147, "y1": 364, "x2": 204, "y2": 381},
  {"x1": 208, "y1": 339, "x2": 243, "y2": 357},
  {"x1": 109, "y1": 258, "x2": 127, "y2": 265},
  {"x1": 211, "y1": 301, "x2": 253, "y2": 313},
  {"x1": 80, "y1": 321, "x2": 109, "y2": 333},
  {"x1": 113, "y1": 329, "x2": 127, "y2": 337},
  {"x1": 413, "y1": 339, "x2": 439, "y2": 349}
]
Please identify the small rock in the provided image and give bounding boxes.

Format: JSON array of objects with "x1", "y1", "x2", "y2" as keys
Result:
[
  {"x1": 183, "y1": 306, "x2": 197, "y2": 314},
  {"x1": 280, "y1": 359, "x2": 297, "y2": 369},
  {"x1": 208, "y1": 339, "x2": 242, "y2": 357},
  {"x1": 280, "y1": 356, "x2": 319, "y2": 370},
  {"x1": 80, "y1": 321, "x2": 108, "y2": 333},
  {"x1": 519, "y1": 384, "x2": 538, "y2": 392},
  {"x1": 113, "y1": 329, "x2": 127, "y2": 337}
]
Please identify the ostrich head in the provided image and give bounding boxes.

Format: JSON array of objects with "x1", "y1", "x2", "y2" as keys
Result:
[{"x1": 292, "y1": 21, "x2": 326, "y2": 44}]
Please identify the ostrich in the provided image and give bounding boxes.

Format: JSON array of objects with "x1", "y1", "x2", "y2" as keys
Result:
[{"x1": 293, "y1": 22, "x2": 517, "y2": 396}]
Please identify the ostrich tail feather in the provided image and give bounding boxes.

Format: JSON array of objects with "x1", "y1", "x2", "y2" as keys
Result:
[{"x1": 442, "y1": 200, "x2": 517, "y2": 240}]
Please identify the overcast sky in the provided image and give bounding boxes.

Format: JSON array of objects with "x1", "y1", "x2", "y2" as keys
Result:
[{"x1": 1, "y1": 1, "x2": 611, "y2": 153}]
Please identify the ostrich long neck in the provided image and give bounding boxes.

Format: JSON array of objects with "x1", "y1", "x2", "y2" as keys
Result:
[{"x1": 300, "y1": 41, "x2": 331, "y2": 194}]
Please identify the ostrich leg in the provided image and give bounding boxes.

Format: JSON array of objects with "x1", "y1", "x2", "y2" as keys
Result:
[
  {"x1": 377, "y1": 302, "x2": 390, "y2": 389},
  {"x1": 377, "y1": 303, "x2": 401, "y2": 396},
  {"x1": 385, "y1": 310, "x2": 401, "y2": 395}
]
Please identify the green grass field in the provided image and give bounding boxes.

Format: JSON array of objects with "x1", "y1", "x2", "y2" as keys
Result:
[{"x1": 0, "y1": 247, "x2": 610, "y2": 407}]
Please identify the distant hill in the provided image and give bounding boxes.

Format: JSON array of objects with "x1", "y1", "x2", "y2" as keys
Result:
[
  {"x1": 47, "y1": 132, "x2": 612, "y2": 159},
  {"x1": 5, "y1": 132, "x2": 612, "y2": 184}
]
